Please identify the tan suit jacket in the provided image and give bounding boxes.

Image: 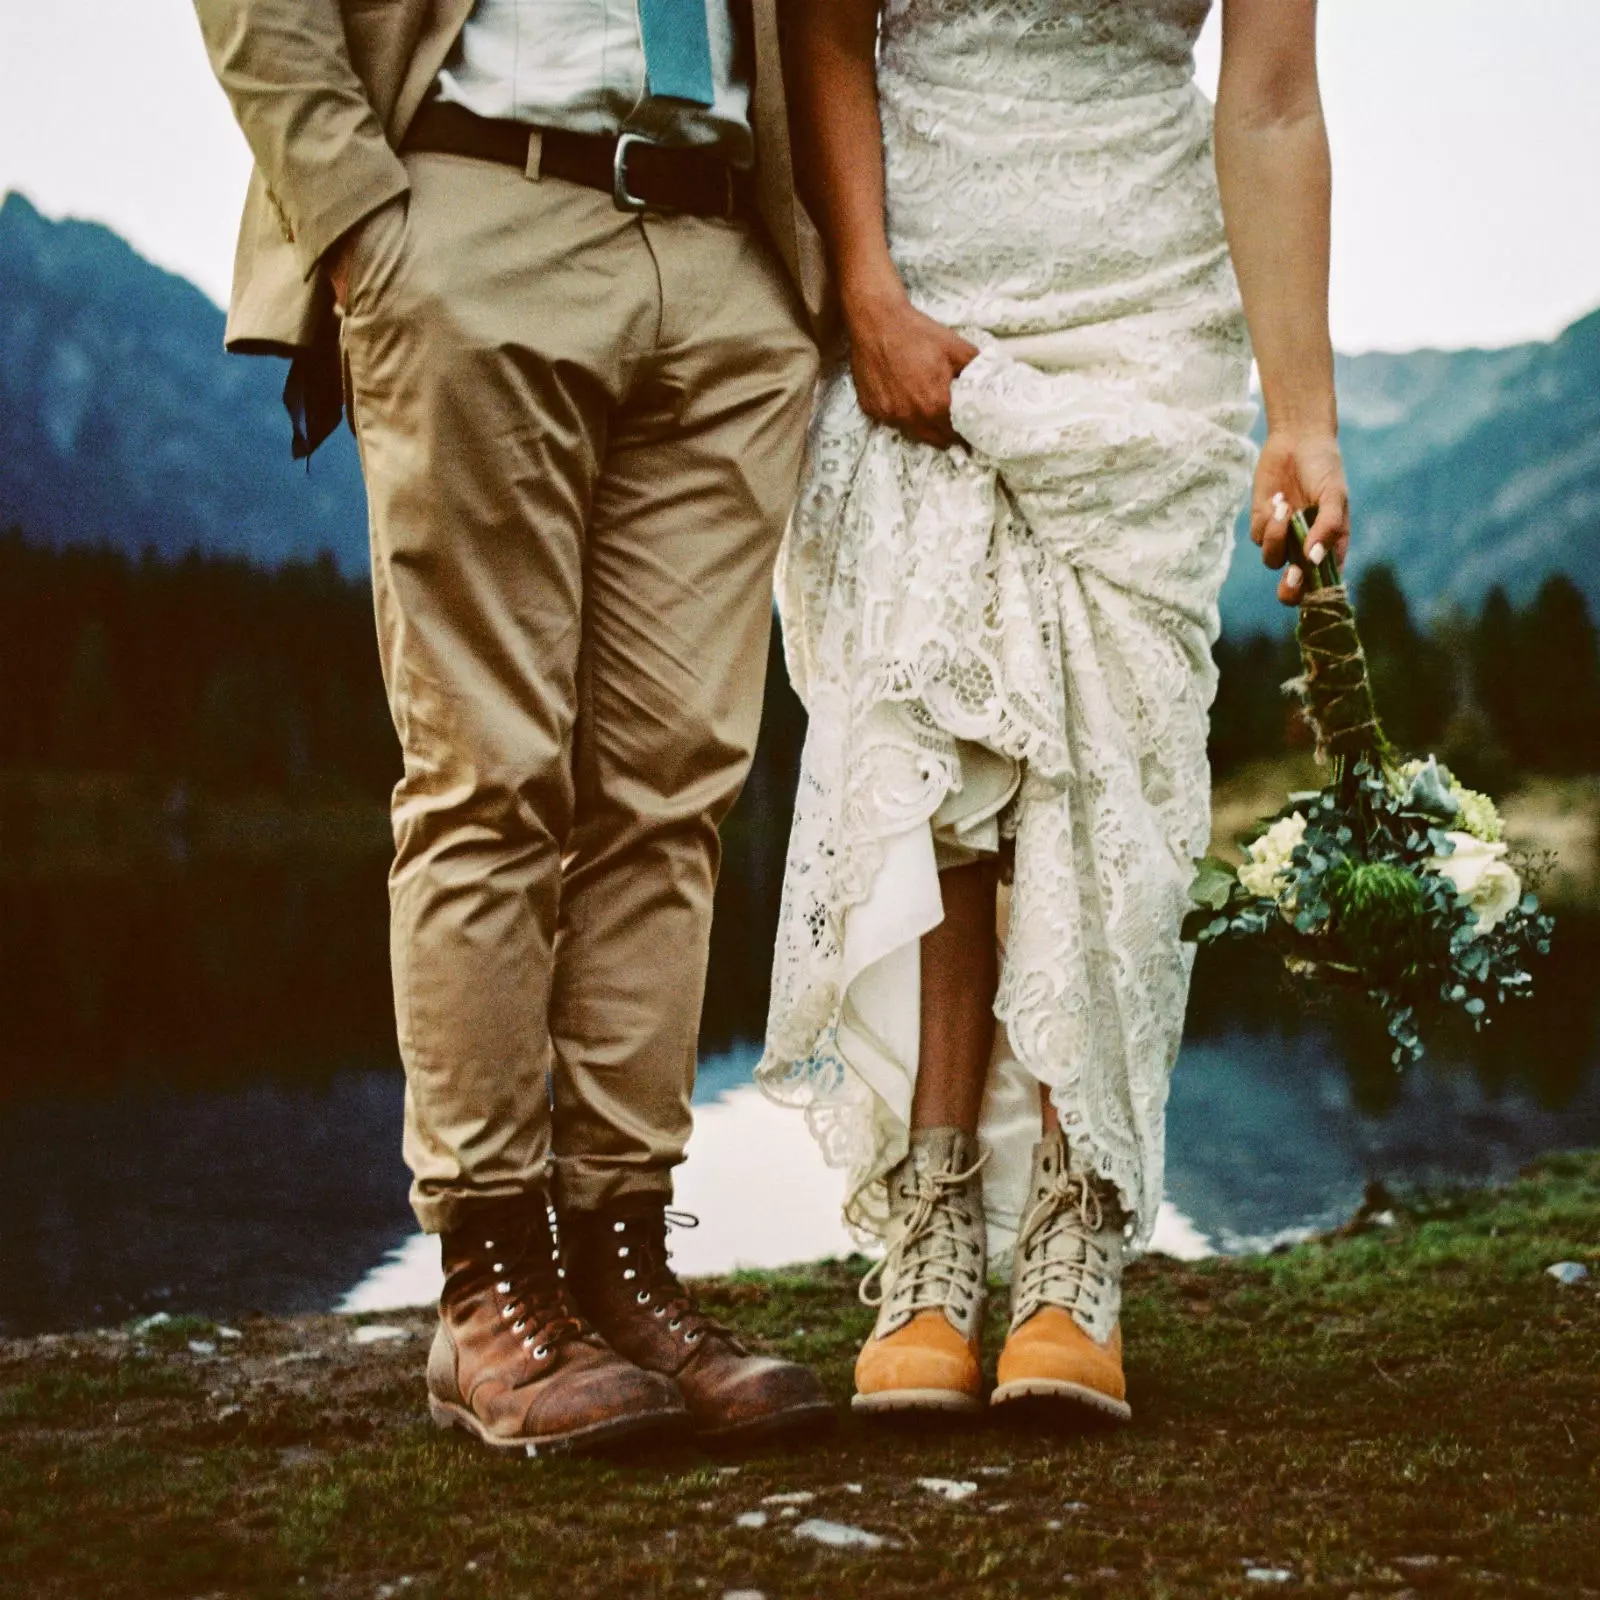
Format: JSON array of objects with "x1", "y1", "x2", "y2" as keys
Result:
[{"x1": 194, "y1": 0, "x2": 828, "y2": 387}]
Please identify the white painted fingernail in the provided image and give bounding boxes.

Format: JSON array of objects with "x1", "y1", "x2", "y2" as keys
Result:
[
  {"x1": 1270, "y1": 492, "x2": 1290, "y2": 522},
  {"x1": 1285, "y1": 566, "x2": 1303, "y2": 590},
  {"x1": 1308, "y1": 543, "x2": 1326, "y2": 564}
]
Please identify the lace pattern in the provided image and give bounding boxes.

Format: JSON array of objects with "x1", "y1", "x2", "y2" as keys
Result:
[{"x1": 756, "y1": 0, "x2": 1256, "y2": 1252}]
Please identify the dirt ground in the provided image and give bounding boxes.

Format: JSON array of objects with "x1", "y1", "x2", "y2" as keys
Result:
[{"x1": 3, "y1": 1154, "x2": 1598, "y2": 1599}]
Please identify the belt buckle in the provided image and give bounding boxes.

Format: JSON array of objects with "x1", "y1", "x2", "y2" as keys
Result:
[{"x1": 612, "y1": 132, "x2": 654, "y2": 214}]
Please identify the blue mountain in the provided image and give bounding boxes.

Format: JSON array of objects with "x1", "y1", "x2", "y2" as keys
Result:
[
  {"x1": 0, "y1": 191, "x2": 368, "y2": 573},
  {"x1": 1218, "y1": 307, "x2": 1600, "y2": 634},
  {"x1": 3, "y1": 189, "x2": 1595, "y2": 633}
]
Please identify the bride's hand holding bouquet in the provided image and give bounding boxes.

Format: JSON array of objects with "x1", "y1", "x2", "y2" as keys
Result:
[{"x1": 1250, "y1": 427, "x2": 1351, "y2": 607}]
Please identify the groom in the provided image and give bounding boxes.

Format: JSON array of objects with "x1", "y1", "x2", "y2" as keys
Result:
[{"x1": 194, "y1": 0, "x2": 829, "y2": 1451}]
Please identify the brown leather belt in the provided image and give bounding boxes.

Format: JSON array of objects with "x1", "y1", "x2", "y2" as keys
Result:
[{"x1": 402, "y1": 101, "x2": 753, "y2": 220}]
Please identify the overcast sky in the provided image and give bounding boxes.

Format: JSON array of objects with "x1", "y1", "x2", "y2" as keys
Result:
[{"x1": 2, "y1": 2, "x2": 1598, "y2": 353}]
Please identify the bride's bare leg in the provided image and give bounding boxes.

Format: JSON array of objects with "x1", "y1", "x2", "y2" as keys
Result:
[
  {"x1": 1039, "y1": 1080, "x2": 1061, "y2": 1134},
  {"x1": 911, "y1": 859, "x2": 1000, "y2": 1135}
]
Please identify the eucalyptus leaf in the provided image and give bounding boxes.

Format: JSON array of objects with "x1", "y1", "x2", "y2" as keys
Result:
[{"x1": 1188, "y1": 856, "x2": 1238, "y2": 911}]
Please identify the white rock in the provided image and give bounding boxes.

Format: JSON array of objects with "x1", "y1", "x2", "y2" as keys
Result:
[
  {"x1": 188, "y1": 1340, "x2": 217, "y2": 1356},
  {"x1": 217, "y1": 1327, "x2": 244, "y2": 1341},
  {"x1": 1546, "y1": 1261, "x2": 1590, "y2": 1285},
  {"x1": 1062, "y1": 1501, "x2": 1090, "y2": 1512},
  {"x1": 131, "y1": 1312, "x2": 171, "y2": 1334},
  {"x1": 1244, "y1": 1568, "x2": 1294, "y2": 1584},
  {"x1": 761, "y1": 1491, "x2": 816, "y2": 1507},
  {"x1": 350, "y1": 1324, "x2": 414, "y2": 1345},
  {"x1": 733, "y1": 1511, "x2": 768, "y2": 1530},
  {"x1": 722, "y1": 1591, "x2": 767, "y2": 1599},
  {"x1": 842, "y1": 1483, "x2": 863, "y2": 1494},
  {"x1": 917, "y1": 1477, "x2": 978, "y2": 1502},
  {"x1": 977, "y1": 1466, "x2": 1010, "y2": 1477},
  {"x1": 791, "y1": 1519, "x2": 893, "y2": 1550}
]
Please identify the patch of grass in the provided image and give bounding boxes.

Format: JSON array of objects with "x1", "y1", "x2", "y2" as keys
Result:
[
  {"x1": 127, "y1": 1313, "x2": 219, "y2": 1351},
  {"x1": 3, "y1": 1154, "x2": 1598, "y2": 1599},
  {"x1": 0, "y1": 1357, "x2": 198, "y2": 1424}
]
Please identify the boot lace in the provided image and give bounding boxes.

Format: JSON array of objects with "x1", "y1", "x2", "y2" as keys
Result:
[
  {"x1": 859, "y1": 1150, "x2": 988, "y2": 1319},
  {"x1": 1013, "y1": 1166, "x2": 1114, "y2": 1325},
  {"x1": 607, "y1": 1208, "x2": 735, "y2": 1347},
  {"x1": 482, "y1": 1210, "x2": 588, "y2": 1363}
]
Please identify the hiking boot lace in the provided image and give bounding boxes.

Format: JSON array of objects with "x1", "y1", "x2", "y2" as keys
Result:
[
  {"x1": 859, "y1": 1150, "x2": 988, "y2": 1320},
  {"x1": 1013, "y1": 1166, "x2": 1115, "y2": 1326},
  {"x1": 481, "y1": 1210, "x2": 589, "y2": 1363},
  {"x1": 606, "y1": 1208, "x2": 735, "y2": 1347}
]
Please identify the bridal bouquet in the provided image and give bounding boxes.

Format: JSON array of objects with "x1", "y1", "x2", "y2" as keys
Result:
[{"x1": 1185, "y1": 498, "x2": 1554, "y2": 1065}]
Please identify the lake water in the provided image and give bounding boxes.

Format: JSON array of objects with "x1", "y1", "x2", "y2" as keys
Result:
[{"x1": 2, "y1": 865, "x2": 1596, "y2": 1335}]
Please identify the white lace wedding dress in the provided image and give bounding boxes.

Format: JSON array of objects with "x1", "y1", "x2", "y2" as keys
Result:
[{"x1": 756, "y1": 0, "x2": 1258, "y2": 1254}]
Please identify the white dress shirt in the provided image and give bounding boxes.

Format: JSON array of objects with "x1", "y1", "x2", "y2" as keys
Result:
[{"x1": 435, "y1": 0, "x2": 753, "y2": 167}]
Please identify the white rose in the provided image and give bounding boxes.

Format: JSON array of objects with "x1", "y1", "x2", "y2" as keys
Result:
[
  {"x1": 1427, "y1": 831, "x2": 1521, "y2": 932},
  {"x1": 1238, "y1": 812, "x2": 1307, "y2": 901}
]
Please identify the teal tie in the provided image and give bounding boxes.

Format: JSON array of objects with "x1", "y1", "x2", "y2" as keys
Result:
[{"x1": 636, "y1": 0, "x2": 717, "y2": 107}]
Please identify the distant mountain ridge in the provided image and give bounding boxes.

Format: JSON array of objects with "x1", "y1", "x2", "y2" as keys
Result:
[
  {"x1": 0, "y1": 191, "x2": 368, "y2": 574},
  {"x1": 3, "y1": 189, "x2": 1596, "y2": 630},
  {"x1": 1218, "y1": 306, "x2": 1600, "y2": 633}
]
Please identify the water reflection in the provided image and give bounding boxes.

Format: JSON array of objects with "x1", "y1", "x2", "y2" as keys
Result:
[{"x1": 1, "y1": 862, "x2": 1596, "y2": 1335}]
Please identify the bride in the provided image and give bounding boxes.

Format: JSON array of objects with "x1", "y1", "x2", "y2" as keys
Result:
[{"x1": 759, "y1": 0, "x2": 1350, "y2": 1423}]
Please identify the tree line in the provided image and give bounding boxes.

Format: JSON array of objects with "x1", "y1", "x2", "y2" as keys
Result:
[
  {"x1": 1210, "y1": 565, "x2": 1600, "y2": 786},
  {"x1": 4, "y1": 526, "x2": 1598, "y2": 818}
]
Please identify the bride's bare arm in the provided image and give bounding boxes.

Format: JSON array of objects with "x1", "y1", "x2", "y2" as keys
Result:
[
  {"x1": 788, "y1": 0, "x2": 977, "y2": 447},
  {"x1": 1215, "y1": 0, "x2": 1350, "y2": 604}
]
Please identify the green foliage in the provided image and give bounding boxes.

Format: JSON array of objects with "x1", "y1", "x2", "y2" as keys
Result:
[
  {"x1": 1325, "y1": 857, "x2": 1427, "y2": 977},
  {"x1": 1189, "y1": 758, "x2": 1555, "y2": 1065}
]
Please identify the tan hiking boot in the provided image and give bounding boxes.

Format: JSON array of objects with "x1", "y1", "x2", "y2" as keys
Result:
[
  {"x1": 561, "y1": 1196, "x2": 834, "y2": 1444},
  {"x1": 426, "y1": 1194, "x2": 688, "y2": 1456},
  {"x1": 853, "y1": 1127, "x2": 988, "y2": 1415},
  {"x1": 992, "y1": 1131, "x2": 1131, "y2": 1424}
]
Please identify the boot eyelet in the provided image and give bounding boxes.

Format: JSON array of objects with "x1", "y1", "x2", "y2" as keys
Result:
[
  {"x1": 617, "y1": 1246, "x2": 630, "y2": 1258},
  {"x1": 491, "y1": 1261, "x2": 504, "y2": 1274},
  {"x1": 668, "y1": 1318, "x2": 681, "y2": 1331},
  {"x1": 501, "y1": 1303, "x2": 517, "y2": 1319},
  {"x1": 496, "y1": 1279, "x2": 512, "y2": 1295},
  {"x1": 613, "y1": 1221, "x2": 626, "y2": 1233},
  {"x1": 636, "y1": 1290, "x2": 650, "y2": 1304},
  {"x1": 623, "y1": 1269, "x2": 636, "y2": 1281},
  {"x1": 684, "y1": 1329, "x2": 701, "y2": 1344},
  {"x1": 653, "y1": 1306, "x2": 666, "y2": 1318},
  {"x1": 532, "y1": 1344, "x2": 549, "y2": 1360}
]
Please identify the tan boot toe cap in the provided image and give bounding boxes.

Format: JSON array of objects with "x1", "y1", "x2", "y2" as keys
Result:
[
  {"x1": 854, "y1": 1310, "x2": 982, "y2": 1411},
  {"x1": 994, "y1": 1309, "x2": 1128, "y2": 1418}
]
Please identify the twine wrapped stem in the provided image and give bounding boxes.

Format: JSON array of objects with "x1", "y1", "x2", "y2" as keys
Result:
[{"x1": 1281, "y1": 509, "x2": 1388, "y2": 772}]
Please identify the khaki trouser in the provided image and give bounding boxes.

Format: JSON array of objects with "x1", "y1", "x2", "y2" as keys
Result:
[{"x1": 340, "y1": 151, "x2": 818, "y2": 1233}]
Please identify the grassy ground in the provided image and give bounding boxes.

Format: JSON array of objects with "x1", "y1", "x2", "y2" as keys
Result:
[{"x1": 3, "y1": 1156, "x2": 1598, "y2": 1599}]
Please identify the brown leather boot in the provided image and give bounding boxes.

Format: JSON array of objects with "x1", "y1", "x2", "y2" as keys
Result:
[
  {"x1": 560, "y1": 1196, "x2": 834, "y2": 1444},
  {"x1": 427, "y1": 1193, "x2": 689, "y2": 1456}
]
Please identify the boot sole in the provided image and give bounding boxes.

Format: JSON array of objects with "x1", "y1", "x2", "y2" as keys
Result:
[
  {"x1": 989, "y1": 1377, "x2": 1132, "y2": 1425},
  {"x1": 852, "y1": 1388, "x2": 984, "y2": 1416},
  {"x1": 428, "y1": 1393, "x2": 689, "y2": 1458},
  {"x1": 697, "y1": 1398, "x2": 838, "y2": 1446}
]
